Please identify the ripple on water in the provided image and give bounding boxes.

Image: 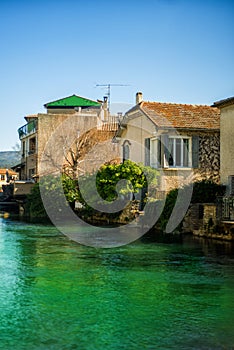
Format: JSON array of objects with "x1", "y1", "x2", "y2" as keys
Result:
[{"x1": 0, "y1": 219, "x2": 234, "y2": 349}]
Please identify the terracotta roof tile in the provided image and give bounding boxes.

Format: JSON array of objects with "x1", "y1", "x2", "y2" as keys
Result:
[
  {"x1": 140, "y1": 101, "x2": 220, "y2": 130},
  {"x1": 212, "y1": 96, "x2": 234, "y2": 107},
  {"x1": 0, "y1": 169, "x2": 17, "y2": 175}
]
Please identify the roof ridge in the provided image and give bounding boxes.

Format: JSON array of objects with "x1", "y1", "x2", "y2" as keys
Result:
[
  {"x1": 44, "y1": 94, "x2": 77, "y2": 106},
  {"x1": 72, "y1": 94, "x2": 100, "y2": 103},
  {"x1": 142, "y1": 101, "x2": 215, "y2": 108},
  {"x1": 44, "y1": 94, "x2": 101, "y2": 108}
]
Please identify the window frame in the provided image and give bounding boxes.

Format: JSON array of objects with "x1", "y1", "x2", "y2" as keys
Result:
[
  {"x1": 122, "y1": 140, "x2": 131, "y2": 162},
  {"x1": 149, "y1": 135, "x2": 192, "y2": 169},
  {"x1": 28, "y1": 136, "x2": 36, "y2": 155},
  {"x1": 150, "y1": 137, "x2": 159, "y2": 168},
  {"x1": 167, "y1": 136, "x2": 192, "y2": 168}
]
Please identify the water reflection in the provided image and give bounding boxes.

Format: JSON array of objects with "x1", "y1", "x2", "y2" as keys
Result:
[{"x1": 0, "y1": 218, "x2": 234, "y2": 349}]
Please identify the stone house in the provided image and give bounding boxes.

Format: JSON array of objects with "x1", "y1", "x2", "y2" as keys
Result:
[
  {"x1": 212, "y1": 96, "x2": 234, "y2": 193},
  {"x1": 116, "y1": 92, "x2": 220, "y2": 195},
  {"x1": 0, "y1": 169, "x2": 18, "y2": 191},
  {"x1": 212, "y1": 96, "x2": 234, "y2": 223},
  {"x1": 16, "y1": 94, "x2": 119, "y2": 180}
]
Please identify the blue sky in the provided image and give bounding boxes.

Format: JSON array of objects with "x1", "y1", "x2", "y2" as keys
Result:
[{"x1": 0, "y1": 0, "x2": 233, "y2": 151}]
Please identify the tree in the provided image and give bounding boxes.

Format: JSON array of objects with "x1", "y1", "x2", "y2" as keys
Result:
[{"x1": 96, "y1": 160, "x2": 159, "y2": 201}]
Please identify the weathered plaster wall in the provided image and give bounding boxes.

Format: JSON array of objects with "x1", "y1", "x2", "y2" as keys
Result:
[
  {"x1": 220, "y1": 104, "x2": 234, "y2": 186},
  {"x1": 82, "y1": 137, "x2": 120, "y2": 174},
  {"x1": 37, "y1": 112, "x2": 99, "y2": 176},
  {"x1": 120, "y1": 114, "x2": 154, "y2": 163},
  {"x1": 36, "y1": 112, "x2": 119, "y2": 177}
]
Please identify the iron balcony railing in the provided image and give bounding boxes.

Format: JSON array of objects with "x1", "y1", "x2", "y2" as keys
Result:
[
  {"x1": 18, "y1": 120, "x2": 38, "y2": 139},
  {"x1": 217, "y1": 196, "x2": 234, "y2": 221}
]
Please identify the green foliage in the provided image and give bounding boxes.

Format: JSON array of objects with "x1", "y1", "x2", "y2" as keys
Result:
[
  {"x1": 62, "y1": 161, "x2": 159, "y2": 211},
  {"x1": 24, "y1": 183, "x2": 48, "y2": 220},
  {"x1": 62, "y1": 174, "x2": 80, "y2": 203},
  {"x1": 25, "y1": 161, "x2": 159, "y2": 221},
  {"x1": 191, "y1": 180, "x2": 225, "y2": 203},
  {"x1": 25, "y1": 170, "x2": 225, "y2": 228},
  {"x1": 158, "y1": 180, "x2": 226, "y2": 232},
  {"x1": 158, "y1": 188, "x2": 179, "y2": 231},
  {"x1": 25, "y1": 175, "x2": 68, "y2": 221},
  {"x1": 96, "y1": 160, "x2": 158, "y2": 202}
]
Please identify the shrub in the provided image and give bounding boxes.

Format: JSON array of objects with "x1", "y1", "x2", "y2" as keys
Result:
[{"x1": 157, "y1": 180, "x2": 225, "y2": 232}]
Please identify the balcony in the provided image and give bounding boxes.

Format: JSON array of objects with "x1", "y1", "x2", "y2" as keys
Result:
[
  {"x1": 18, "y1": 120, "x2": 38, "y2": 139},
  {"x1": 217, "y1": 196, "x2": 234, "y2": 221}
]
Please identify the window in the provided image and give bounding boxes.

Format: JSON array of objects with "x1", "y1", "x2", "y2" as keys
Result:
[
  {"x1": 149, "y1": 138, "x2": 160, "y2": 168},
  {"x1": 168, "y1": 137, "x2": 191, "y2": 167},
  {"x1": 229, "y1": 176, "x2": 234, "y2": 196},
  {"x1": 145, "y1": 138, "x2": 150, "y2": 166},
  {"x1": 168, "y1": 137, "x2": 191, "y2": 168},
  {"x1": 123, "y1": 141, "x2": 130, "y2": 162},
  {"x1": 29, "y1": 137, "x2": 36, "y2": 154},
  {"x1": 146, "y1": 135, "x2": 196, "y2": 169},
  {"x1": 29, "y1": 168, "x2": 35, "y2": 179},
  {"x1": 22, "y1": 141, "x2": 26, "y2": 157},
  {"x1": 1, "y1": 175, "x2": 5, "y2": 181}
]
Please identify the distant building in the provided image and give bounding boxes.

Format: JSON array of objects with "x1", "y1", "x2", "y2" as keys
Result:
[
  {"x1": 17, "y1": 94, "x2": 119, "y2": 180},
  {"x1": 0, "y1": 168, "x2": 18, "y2": 191},
  {"x1": 116, "y1": 92, "x2": 220, "y2": 195}
]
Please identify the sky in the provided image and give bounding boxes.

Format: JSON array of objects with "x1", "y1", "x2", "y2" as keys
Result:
[{"x1": 0, "y1": 0, "x2": 233, "y2": 151}]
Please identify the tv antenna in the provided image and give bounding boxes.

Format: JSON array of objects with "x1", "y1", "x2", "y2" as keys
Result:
[{"x1": 96, "y1": 83, "x2": 129, "y2": 110}]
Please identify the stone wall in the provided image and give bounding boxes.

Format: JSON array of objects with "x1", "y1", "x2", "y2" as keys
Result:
[
  {"x1": 159, "y1": 132, "x2": 220, "y2": 193},
  {"x1": 194, "y1": 133, "x2": 220, "y2": 183},
  {"x1": 183, "y1": 202, "x2": 234, "y2": 241}
]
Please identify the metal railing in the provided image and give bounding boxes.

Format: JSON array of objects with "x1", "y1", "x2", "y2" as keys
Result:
[
  {"x1": 18, "y1": 120, "x2": 38, "y2": 139},
  {"x1": 217, "y1": 196, "x2": 234, "y2": 221}
]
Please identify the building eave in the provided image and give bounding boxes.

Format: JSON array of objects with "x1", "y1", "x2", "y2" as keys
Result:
[
  {"x1": 44, "y1": 94, "x2": 101, "y2": 108},
  {"x1": 212, "y1": 96, "x2": 234, "y2": 108}
]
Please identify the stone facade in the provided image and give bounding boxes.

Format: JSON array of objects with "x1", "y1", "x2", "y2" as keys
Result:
[
  {"x1": 117, "y1": 93, "x2": 220, "y2": 194},
  {"x1": 157, "y1": 132, "x2": 220, "y2": 193},
  {"x1": 195, "y1": 133, "x2": 220, "y2": 183},
  {"x1": 18, "y1": 98, "x2": 119, "y2": 180},
  {"x1": 183, "y1": 203, "x2": 234, "y2": 241}
]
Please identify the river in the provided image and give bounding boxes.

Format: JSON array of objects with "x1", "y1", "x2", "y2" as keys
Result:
[{"x1": 0, "y1": 218, "x2": 234, "y2": 349}]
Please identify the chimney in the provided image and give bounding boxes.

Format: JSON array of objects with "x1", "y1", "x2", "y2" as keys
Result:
[
  {"x1": 136, "y1": 92, "x2": 143, "y2": 104},
  {"x1": 103, "y1": 96, "x2": 109, "y2": 121}
]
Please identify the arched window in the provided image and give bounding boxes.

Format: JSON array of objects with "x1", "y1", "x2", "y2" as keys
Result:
[{"x1": 123, "y1": 140, "x2": 131, "y2": 162}]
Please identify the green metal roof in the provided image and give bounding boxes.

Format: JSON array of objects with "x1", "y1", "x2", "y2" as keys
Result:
[{"x1": 44, "y1": 94, "x2": 101, "y2": 108}]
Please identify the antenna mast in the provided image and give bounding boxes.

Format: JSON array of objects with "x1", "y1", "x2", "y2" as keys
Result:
[{"x1": 96, "y1": 83, "x2": 129, "y2": 110}]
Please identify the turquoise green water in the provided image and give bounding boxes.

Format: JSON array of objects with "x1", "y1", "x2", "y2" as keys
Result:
[{"x1": 0, "y1": 218, "x2": 234, "y2": 350}]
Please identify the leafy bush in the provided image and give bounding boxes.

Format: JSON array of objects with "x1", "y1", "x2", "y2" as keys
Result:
[
  {"x1": 157, "y1": 180, "x2": 226, "y2": 232},
  {"x1": 25, "y1": 161, "x2": 159, "y2": 221},
  {"x1": 191, "y1": 180, "x2": 225, "y2": 203},
  {"x1": 157, "y1": 188, "x2": 179, "y2": 231},
  {"x1": 24, "y1": 182, "x2": 49, "y2": 221},
  {"x1": 25, "y1": 176, "x2": 66, "y2": 221},
  {"x1": 95, "y1": 160, "x2": 159, "y2": 202}
]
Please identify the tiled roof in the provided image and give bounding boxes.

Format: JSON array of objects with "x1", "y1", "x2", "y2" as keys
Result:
[
  {"x1": 44, "y1": 94, "x2": 101, "y2": 108},
  {"x1": 140, "y1": 101, "x2": 220, "y2": 130},
  {"x1": 0, "y1": 169, "x2": 17, "y2": 175},
  {"x1": 24, "y1": 114, "x2": 38, "y2": 122},
  {"x1": 212, "y1": 96, "x2": 234, "y2": 107}
]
